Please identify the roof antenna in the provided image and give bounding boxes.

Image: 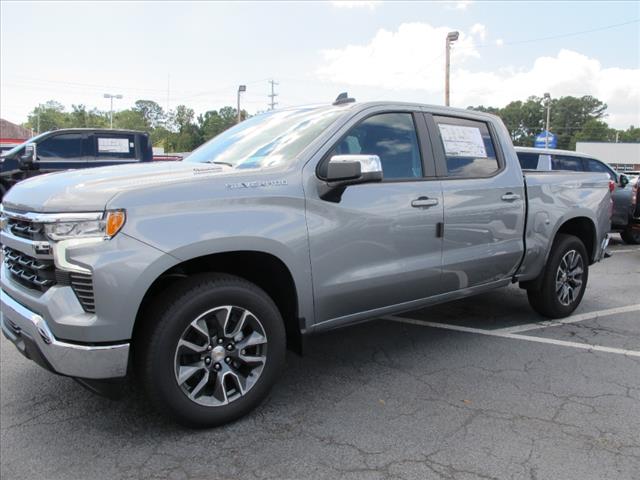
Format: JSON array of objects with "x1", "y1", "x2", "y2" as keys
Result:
[{"x1": 333, "y1": 92, "x2": 356, "y2": 105}]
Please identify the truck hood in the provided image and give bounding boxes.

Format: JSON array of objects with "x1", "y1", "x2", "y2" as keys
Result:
[{"x1": 2, "y1": 162, "x2": 238, "y2": 212}]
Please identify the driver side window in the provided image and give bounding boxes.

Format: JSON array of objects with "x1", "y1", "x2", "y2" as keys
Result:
[{"x1": 328, "y1": 112, "x2": 423, "y2": 180}]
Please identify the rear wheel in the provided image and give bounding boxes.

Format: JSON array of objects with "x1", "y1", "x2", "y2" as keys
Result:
[
  {"x1": 620, "y1": 226, "x2": 640, "y2": 245},
  {"x1": 527, "y1": 234, "x2": 589, "y2": 319},
  {"x1": 137, "y1": 273, "x2": 286, "y2": 427}
]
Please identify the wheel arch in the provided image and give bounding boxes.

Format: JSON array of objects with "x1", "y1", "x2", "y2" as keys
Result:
[
  {"x1": 554, "y1": 216, "x2": 598, "y2": 264},
  {"x1": 132, "y1": 250, "x2": 305, "y2": 355}
]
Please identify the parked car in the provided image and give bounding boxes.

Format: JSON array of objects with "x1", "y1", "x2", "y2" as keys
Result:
[
  {"x1": 515, "y1": 146, "x2": 639, "y2": 244},
  {"x1": 0, "y1": 128, "x2": 153, "y2": 200},
  {"x1": 1, "y1": 100, "x2": 611, "y2": 427}
]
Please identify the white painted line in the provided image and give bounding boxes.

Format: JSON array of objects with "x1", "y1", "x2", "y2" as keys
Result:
[
  {"x1": 611, "y1": 249, "x2": 640, "y2": 253},
  {"x1": 384, "y1": 315, "x2": 640, "y2": 358},
  {"x1": 494, "y1": 304, "x2": 640, "y2": 334}
]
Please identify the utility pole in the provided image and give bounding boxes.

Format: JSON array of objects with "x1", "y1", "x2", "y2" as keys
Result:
[
  {"x1": 445, "y1": 31, "x2": 459, "y2": 106},
  {"x1": 268, "y1": 79, "x2": 279, "y2": 110},
  {"x1": 543, "y1": 92, "x2": 551, "y2": 148},
  {"x1": 237, "y1": 85, "x2": 246, "y2": 124},
  {"x1": 104, "y1": 93, "x2": 123, "y2": 129}
]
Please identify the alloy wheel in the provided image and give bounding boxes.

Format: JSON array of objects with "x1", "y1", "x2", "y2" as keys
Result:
[
  {"x1": 173, "y1": 306, "x2": 268, "y2": 406},
  {"x1": 555, "y1": 249, "x2": 584, "y2": 306}
]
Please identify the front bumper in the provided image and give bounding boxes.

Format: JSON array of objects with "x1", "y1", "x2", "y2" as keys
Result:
[{"x1": 1, "y1": 291, "x2": 129, "y2": 379}]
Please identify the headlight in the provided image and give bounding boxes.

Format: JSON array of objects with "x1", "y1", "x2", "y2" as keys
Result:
[{"x1": 44, "y1": 210, "x2": 126, "y2": 241}]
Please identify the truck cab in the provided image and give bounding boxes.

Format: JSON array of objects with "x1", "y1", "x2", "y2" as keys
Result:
[{"x1": 0, "y1": 128, "x2": 153, "y2": 199}]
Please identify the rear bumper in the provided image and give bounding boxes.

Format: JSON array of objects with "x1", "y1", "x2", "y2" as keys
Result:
[{"x1": 1, "y1": 290, "x2": 129, "y2": 379}]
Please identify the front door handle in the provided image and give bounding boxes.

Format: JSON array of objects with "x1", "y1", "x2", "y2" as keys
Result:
[
  {"x1": 501, "y1": 193, "x2": 521, "y2": 202},
  {"x1": 411, "y1": 197, "x2": 439, "y2": 208}
]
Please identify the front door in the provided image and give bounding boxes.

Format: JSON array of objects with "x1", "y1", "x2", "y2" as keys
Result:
[{"x1": 306, "y1": 111, "x2": 445, "y2": 326}]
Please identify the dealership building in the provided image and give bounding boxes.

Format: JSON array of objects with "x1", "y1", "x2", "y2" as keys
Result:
[{"x1": 575, "y1": 142, "x2": 640, "y2": 172}]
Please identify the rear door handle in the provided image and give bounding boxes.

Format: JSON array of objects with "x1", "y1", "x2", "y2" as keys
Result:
[
  {"x1": 411, "y1": 197, "x2": 439, "y2": 208},
  {"x1": 501, "y1": 193, "x2": 521, "y2": 202}
]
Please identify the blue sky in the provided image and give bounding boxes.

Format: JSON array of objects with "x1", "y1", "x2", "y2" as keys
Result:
[{"x1": 1, "y1": 1, "x2": 639, "y2": 128}]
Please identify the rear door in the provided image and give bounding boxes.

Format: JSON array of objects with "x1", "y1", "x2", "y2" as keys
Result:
[
  {"x1": 428, "y1": 114, "x2": 525, "y2": 291},
  {"x1": 89, "y1": 132, "x2": 140, "y2": 167}
]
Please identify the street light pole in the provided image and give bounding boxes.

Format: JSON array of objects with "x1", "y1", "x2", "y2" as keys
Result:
[
  {"x1": 237, "y1": 85, "x2": 246, "y2": 124},
  {"x1": 543, "y1": 92, "x2": 551, "y2": 148},
  {"x1": 445, "y1": 31, "x2": 459, "y2": 106},
  {"x1": 104, "y1": 93, "x2": 123, "y2": 129}
]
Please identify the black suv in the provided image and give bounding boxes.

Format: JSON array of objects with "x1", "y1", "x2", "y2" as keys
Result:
[{"x1": 1, "y1": 128, "x2": 153, "y2": 199}]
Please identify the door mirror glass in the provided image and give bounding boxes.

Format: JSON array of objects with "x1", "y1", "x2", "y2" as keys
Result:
[
  {"x1": 619, "y1": 174, "x2": 629, "y2": 187},
  {"x1": 19, "y1": 143, "x2": 37, "y2": 170}
]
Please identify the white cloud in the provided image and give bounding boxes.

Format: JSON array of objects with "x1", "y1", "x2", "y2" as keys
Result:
[
  {"x1": 330, "y1": 1, "x2": 381, "y2": 9},
  {"x1": 318, "y1": 22, "x2": 479, "y2": 90},
  {"x1": 470, "y1": 23, "x2": 486, "y2": 41},
  {"x1": 495, "y1": 38, "x2": 504, "y2": 47},
  {"x1": 317, "y1": 23, "x2": 640, "y2": 128}
]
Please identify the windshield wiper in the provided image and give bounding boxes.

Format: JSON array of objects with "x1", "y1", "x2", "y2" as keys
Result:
[{"x1": 206, "y1": 161, "x2": 234, "y2": 167}]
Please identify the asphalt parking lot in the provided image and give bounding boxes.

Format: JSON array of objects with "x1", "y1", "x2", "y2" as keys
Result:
[{"x1": 1, "y1": 236, "x2": 639, "y2": 480}]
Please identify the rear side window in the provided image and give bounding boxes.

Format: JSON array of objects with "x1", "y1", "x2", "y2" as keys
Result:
[
  {"x1": 433, "y1": 116, "x2": 499, "y2": 178},
  {"x1": 38, "y1": 133, "x2": 84, "y2": 159},
  {"x1": 328, "y1": 112, "x2": 423, "y2": 180},
  {"x1": 95, "y1": 134, "x2": 137, "y2": 160},
  {"x1": 552, "y1": 155, "x2": 583, "y2": 171},
  {"x1": 516, "y1": 152, "x2": 540, "y2": 170},
  {"x1": 584, "y1": 158, "x2": 616, "y2": 181}
]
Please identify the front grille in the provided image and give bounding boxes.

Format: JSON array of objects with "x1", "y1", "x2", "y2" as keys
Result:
[
  {"x1": 69, "y1": 273, "x2": 96, "y2": 313},
  {"x1": 7, "y1": 217, "x2": 47, "y2": 241},
  {"x1": 3, "y1": 246, "x2": 56, "y2": 291}
]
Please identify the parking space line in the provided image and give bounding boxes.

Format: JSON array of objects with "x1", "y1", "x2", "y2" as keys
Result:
[
  {"x1": 383, "y1": 315, "x2": 640, "y2": 358},
  {"x1": 493, "y1": 304, "x2": 640, "y2": 334},
  {"x1": 611, "y1": 249, "x2": 640, "y2": 253}
]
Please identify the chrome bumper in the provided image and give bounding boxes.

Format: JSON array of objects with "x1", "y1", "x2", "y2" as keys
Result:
[{"x1": 1, "y1": 290, "x2": 129, "y2": 379}]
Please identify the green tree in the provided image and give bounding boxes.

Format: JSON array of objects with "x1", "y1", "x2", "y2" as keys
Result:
[
  {"x1": 69, "y1": 104, "x2": 109, "y2": 128},
  {"x1": 616, "y1": 126, "x2": 640, "y2": 143},
  {"x1": 25, "y1": 100, "x2": 68, "y2": 133},
  {"x1": 113, "y1": 109, "x2": 148, "y2": 131},
  {"x1": 574, "y1": 119, "x2": 614, "y2": 144},
  {"x1": 549, "y1": 95, "x2": 607, "y2": 149},
  {"x1": 133, "y1": 100, "x2": 165, "y2": 129}
]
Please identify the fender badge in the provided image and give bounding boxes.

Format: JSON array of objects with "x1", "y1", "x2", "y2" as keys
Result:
[{"x1": 225, "y1": 179, "x2": 288, "y2": 189}]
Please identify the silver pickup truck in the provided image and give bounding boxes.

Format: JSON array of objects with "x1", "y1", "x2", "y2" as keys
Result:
[{"x1": 1, "y1": 99, "x2": 611, "y2": 427}]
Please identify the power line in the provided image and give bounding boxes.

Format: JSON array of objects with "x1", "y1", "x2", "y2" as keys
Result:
[{"x1": 268, "y1": 79, "x2": 279, "y2": 110}]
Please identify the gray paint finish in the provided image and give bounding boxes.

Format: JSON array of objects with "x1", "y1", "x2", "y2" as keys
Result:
[{"x1": 1, "y1": 102, "x2": 611, "y2": 378}]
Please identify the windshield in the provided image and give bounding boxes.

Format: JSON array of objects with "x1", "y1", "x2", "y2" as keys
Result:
[
  {"x1": 184, "y1": 106, "x2": 346, "y2": 169},
  {"x1": 0, "y1": 131, "x2": 50, "y2": 157}
]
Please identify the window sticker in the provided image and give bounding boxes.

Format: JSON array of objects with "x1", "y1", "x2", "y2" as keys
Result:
[
  {"x1": 98, "y1": 138, "x2": 130, "y2": 153},
  {"x1": 438, "y1": 124, "x2": 487, "y2": 158}
]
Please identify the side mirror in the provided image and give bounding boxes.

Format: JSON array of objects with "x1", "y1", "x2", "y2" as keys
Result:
[
  {"x1": 320, "y1": 154, "x2": 383, "y2": 202},
  {"x1": 619, "y1": 174, "x2": 629, "y2": 188},
  {"x1": 18, "y1": 143, "x2": 38, "y2": 170}
]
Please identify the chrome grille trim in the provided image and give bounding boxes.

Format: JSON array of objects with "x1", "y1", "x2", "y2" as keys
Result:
[{"x1": 3, "y1": 246, "x2": 56, "y2": 291}]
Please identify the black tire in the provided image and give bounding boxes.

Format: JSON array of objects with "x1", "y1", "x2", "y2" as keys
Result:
[
  {"x1": 137, "y1": 273, "x2": 286, "y2": 428},
  {"x1": 526, "y1": 234, "x2": 589, "y2": 319},
  {"x1": 620, "y1": 226, "x2": 640, "y2": 245}
]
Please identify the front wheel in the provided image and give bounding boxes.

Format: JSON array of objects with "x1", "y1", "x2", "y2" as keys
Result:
[
  {"x1": 527, "y1": 234, "x2": 589, "y2": 319},
  {"x1": 620, "y1": 225, "x2": 640, "y2": 245},
  {"x1": 137, "y1": 273, "x2": 286, "y2": 427}
]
